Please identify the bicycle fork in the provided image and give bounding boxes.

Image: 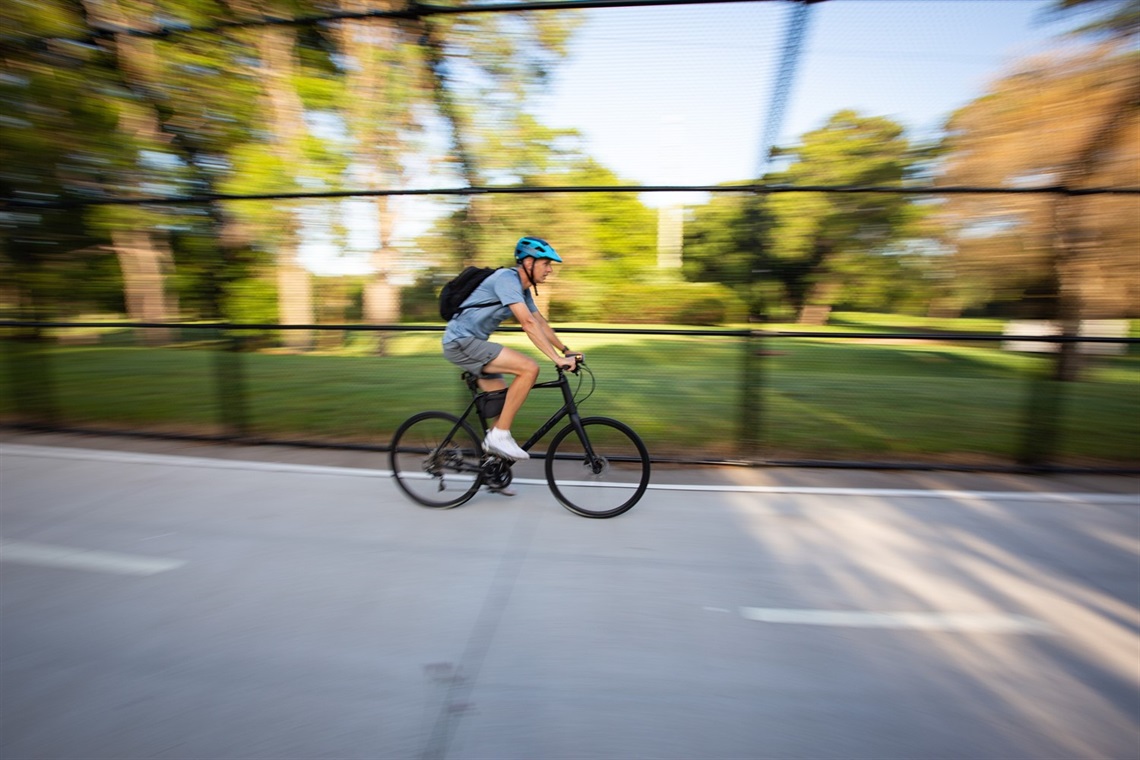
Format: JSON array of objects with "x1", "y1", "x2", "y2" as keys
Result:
[{"x1": 568, "y1": 411, "x2": 606, "y2": 474}]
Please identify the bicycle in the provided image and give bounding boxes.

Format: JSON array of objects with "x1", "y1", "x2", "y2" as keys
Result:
[{"x1": 389, "y1": 357, "x2": 650, "y2": 518}]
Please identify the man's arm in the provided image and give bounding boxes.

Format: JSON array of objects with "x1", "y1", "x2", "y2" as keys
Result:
[
  {"x1": 509, "y1": 303, "x2": 575, "y2": 368},
  {"x1": 533, "y1": 311, "x2": 573, "y2": 355}
]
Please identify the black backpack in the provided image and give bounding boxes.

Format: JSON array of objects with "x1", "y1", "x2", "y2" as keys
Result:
[{"x1": 438, "y1": 266, "x2": 502, "y2": 321}]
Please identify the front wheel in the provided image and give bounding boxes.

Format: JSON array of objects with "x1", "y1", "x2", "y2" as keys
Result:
[
  {"x1": 390, "y1": 411, "x2": 484, "y2": 509},
  {"x1": 545, "y1": 417, "x2": 650, "y2": 518}
]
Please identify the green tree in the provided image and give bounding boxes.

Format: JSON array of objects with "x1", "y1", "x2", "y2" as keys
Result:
[
  {"x1": 75, "y1": 0, "x2": 209, "y2": 342},
  {"x1": 769, "y1": 111, "x2": 927, "y2": 323},
  {"x1": 417, "y1": 144, "x2": 658, "y2": 322},
  {"x1": 937, "y1": 0, "x2": 1139, "y2": 379},
  {"x1": 327, "y1": 2, "x2": 582, "y2": 333},
  {"x1": 4, "y1": 0, "x2": 341, "y2": 345},
  {"x1": 681, "y1": 190, "x2": 774, "y2": 319},
  {"x1": 72, "y1": 0, "x2": 271, "y2": 328},
  {"x1": 0, "y1": 1, "x2": 130, "y2": 321},
  {"x1": 684, "y1": 111, "x2": 928, "y2": 322},
  {"x1": 330, "y1": 1, "x2": 431, "y2": 329},
  {"x1": 938, "y1": 48, "x2": 1139, "y2": 368},
  {"x1": 218, "y1": 4, "x2": 344, "y2": 349}
]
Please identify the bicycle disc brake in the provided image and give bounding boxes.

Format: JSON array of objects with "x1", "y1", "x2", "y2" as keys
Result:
[{"x1": 584, "y1": 455, "x2": 609, "y2": 477}]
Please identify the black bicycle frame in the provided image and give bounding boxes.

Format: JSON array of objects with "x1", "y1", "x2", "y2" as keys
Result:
[{"x1": 456, "y1": 368, "x2": 599, "y2": 463}]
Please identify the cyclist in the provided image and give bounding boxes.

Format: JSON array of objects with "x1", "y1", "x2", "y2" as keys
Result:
[{"x1": 442, "y1": 236, "x2": 578, "y2": 461}]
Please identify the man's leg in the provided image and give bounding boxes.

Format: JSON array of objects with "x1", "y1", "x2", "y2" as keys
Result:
[
  {"x1": 474, "y1": 376, "x2": 507, "y2": 428},
  {"x1": 476, "y1": 377, "x2": 507, "y2": 393},
  {"x1": 444, "y1": 338, "x2": 531, "y2": 462},
  {"x1": 481, "y1": 346, "x2": 539, "y2": 432}
]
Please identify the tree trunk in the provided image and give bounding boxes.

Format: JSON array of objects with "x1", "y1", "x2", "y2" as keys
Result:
[
  {"x1": 111, "y1": 229, "x2": 175, "y2": 345},
  {"x1": 1050, "y1": 63, "x2": 1140, "y2": 381},
  {"x1": 365, "y1": 194, "x2": 402, "y2": 325},
  {"x1": 797, "y1": 280, "x2": 838, "y2": 325},
  {"x1": 364, "y1": 279, "x2": 400, "y2": 324},
  {"x1": 415, "y1": 13, "x2": 483, "y2": 264},
  {"x1": 82, "y1": 0, "x2": 180, "y2": 340},
  {"x1": 363, "y1": 194, "x2": 402, "y2": 355},
  {"x1": 258, "y1": 24, "x2": 314, "y2": 351},
  {"x1": 276, "y1": 244, "x2": 314, "y2": 351},
  {"x1": 1050, "y1": 198, "x2": 1088, "y2": 382},
  {"x1": 797, "y1": 304, "x2": 831, "y2": 326},
  {"x1": 336, "y1": 7, "x2": 406, "y2": 353}
]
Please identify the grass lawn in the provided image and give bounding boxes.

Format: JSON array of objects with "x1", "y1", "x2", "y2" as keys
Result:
[{"x1": 3, "y1": 324, "x2": 1137, "y2": 466}]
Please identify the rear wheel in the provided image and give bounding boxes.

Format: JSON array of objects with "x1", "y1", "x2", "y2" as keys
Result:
[
  {"x1": 545, "y1": 417, "x2": 650, "y2": 518},
  {"x1": 390, "y1": 412, "x2": 484, "y2": 509}
]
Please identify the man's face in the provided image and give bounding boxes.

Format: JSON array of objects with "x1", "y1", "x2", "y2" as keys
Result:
[{"x1": 529, "y1": 258, "x2": 555, "y2": 283}]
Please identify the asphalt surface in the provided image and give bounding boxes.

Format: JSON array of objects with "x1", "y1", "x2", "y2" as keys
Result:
[{"x1": 1, "y1": 431, "x2": 1138, "y2": 760}]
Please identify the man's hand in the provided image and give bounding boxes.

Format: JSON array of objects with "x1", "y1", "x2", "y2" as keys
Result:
[{"x1": 556, "y1": 353, "x2": 579, "y2": 373}]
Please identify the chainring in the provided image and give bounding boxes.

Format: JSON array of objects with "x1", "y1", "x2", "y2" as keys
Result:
[{"x1": 482, "y1": 457, "x2": 514, "y2": 489}]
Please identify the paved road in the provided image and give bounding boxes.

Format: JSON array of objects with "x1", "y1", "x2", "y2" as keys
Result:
[{"x1": 1, "y1": 437, "x2": 1138, "y2": 760}]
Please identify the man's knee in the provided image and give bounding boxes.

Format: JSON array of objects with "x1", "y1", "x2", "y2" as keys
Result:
[
  {"x1": 487, "y1": 348, "x2": 539, "y2": 380},
  {"x1": 517, "y1": 358, "x2": 539, "y2": 381},
  {"x1": 503, "y1": 359, "x2": 539, "y2": 388}
]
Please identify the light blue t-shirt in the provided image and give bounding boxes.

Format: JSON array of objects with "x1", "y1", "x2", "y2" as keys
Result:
[{"x1": 442, "y1": 268, "x2": 537, "y2": 344}]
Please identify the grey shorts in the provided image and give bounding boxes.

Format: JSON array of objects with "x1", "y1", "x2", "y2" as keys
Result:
[{"x1": 442, "y1": 336, "x2": 504, "y2": 379}]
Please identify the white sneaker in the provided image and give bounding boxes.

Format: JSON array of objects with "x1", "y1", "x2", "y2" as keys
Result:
[{"x1": 483, "y1": 428, "x2": 529, "y2": 460}]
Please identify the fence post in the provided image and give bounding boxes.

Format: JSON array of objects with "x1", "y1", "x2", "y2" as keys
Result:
[
  {"x1": 5, "y1": 325, "x2": 59, "y2": 427},
  {"x1": 1017, "y1": 355, "x2": 1066, "y2": 469},
  {"x1": 739, "y1": 330, "x2": 761, "y2": 459},
  {"x1": 214, "y1": 326, "x2": 251, "y2": 438}
]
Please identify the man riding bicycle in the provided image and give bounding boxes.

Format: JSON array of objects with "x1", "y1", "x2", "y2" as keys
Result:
[{"x1": 441, "y1": 236, "x2": 578, "y2": 461}]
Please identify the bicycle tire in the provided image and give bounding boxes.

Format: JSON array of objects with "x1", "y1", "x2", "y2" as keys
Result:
[
  {"x1": 544, "y1": 416, "x2": 650, "y2": 518},
  {"x1": 390, "y1": 411, "x2": 484, "y2": 509}
]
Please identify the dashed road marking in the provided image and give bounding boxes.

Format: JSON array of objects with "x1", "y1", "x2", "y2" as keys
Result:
[
  {"x1": 0, "y1": 541, "x2": 185, "y2": 576},
  {"x1": 739, "y1": 607, "x2": 1054, "y2": 634}
]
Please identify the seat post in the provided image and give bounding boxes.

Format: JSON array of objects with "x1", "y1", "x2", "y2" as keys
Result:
[{"x1": 462, "y1": 371, "x2": 480, "y2": 394}]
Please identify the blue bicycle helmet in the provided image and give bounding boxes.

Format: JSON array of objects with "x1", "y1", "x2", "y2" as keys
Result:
[{"x1": 514, "y1": 236, "x2": 562, "y2": 263}]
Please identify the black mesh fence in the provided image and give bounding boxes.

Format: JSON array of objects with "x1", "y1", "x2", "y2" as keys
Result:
[
  {"x1": 2, "y1": 0, "x2": 1137, "y2": 469},
  {"x1": 2, "y1": 322, "x2": 1136, "y2": 470}
]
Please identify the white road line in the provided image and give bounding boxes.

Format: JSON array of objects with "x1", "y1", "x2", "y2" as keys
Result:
[
  {"x1": 0, "y1": 443, "x2": 388, "y2": 479},
  {"x1": 0, "y1": 541, "x2": 185, "y2": 576},
  {"x1": 739, "y1": 607, "x2": 1054, "y2": 635},
  {"x1": 525, "y1": 479, "x2": 1140, "y2": 505},
  {"x1": 2, "y1": 443, "x2": 1136, "y2": 504}
]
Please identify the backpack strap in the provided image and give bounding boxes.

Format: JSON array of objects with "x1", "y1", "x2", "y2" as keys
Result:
[
  {"x1": 455, "y1": 268, "x2": 521, "y2": 316},
  {"x1": 454, "y1": 299, "x2": 499, "y2": 316}
]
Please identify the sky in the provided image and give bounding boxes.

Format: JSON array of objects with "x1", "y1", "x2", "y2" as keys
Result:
[
  {"x1": 542, "y1": 0, "x2": 1073, "y2": 188},
  {"x1": 306, "y1": 0, "x2": 1080, "y2": 274}
]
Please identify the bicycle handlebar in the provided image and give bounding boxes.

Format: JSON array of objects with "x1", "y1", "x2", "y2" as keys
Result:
[{"x1": 556, "y1": 353, "x2": 585, "y2": 375}]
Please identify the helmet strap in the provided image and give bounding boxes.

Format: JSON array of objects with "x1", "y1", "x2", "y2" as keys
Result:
[{"x1": 524, "y1": 258, "x2": 538, "y2": 296}]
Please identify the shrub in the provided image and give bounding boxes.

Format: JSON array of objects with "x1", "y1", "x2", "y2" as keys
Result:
[
  {"x1": 404, "y1": 271, "x2": 746, "y2": 326},
  {"x1": 554, "y1": 281, "x2": 745, "y2": 325}
]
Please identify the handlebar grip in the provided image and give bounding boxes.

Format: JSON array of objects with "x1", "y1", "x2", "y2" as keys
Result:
[{"x1": 556, "y1": 353, "x2": 585, "y2": 374}]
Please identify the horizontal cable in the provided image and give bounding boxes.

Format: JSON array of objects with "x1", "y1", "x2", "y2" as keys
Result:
[
  {"x1": 4, "y1": 183, "x2": 1138, "y2": 210},
  {"x1": 31, "y1": 0, "x2": 799, "y2": 44},
  {"x1": 2, "y1": 321, "x2": 1136, "y2": 344}
]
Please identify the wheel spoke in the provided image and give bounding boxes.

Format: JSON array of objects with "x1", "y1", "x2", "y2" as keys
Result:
[
  {"x1": 545, "y1": 418, "x2": 650, "y2": 518},
  {"x1": 391, "y1": 412, "x2": 483, "y2": 509}
]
